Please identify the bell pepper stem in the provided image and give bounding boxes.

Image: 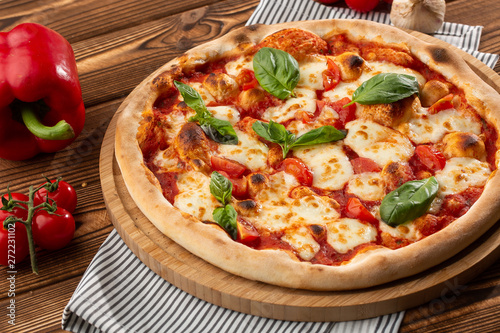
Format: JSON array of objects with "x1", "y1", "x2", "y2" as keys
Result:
[{"x1": 20, "y1": 105, "x2": 75, "y2": 140}]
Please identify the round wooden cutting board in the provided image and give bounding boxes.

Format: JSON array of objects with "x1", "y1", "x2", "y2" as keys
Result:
[{"x1": 99, "y1": 31, "x2": 500, "y2": 322}]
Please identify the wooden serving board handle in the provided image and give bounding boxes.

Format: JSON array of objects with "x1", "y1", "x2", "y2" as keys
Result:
[{"x1": 99, "y1": 31, "x2": 500, "y2": 321}]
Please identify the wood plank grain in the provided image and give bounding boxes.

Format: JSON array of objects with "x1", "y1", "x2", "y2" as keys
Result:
[
  {"x1": 0, "y1": 99, "x2": 121, "y2": 300},
  {"x1": 74, "y1": 0, "x2": 259, "y2": 107},
  {"x1": 0, "y1": 0, "x2": 223, "y2": 43},
  {"x1": 0, "y1": 275, "x2": 82, "y2": 332}
]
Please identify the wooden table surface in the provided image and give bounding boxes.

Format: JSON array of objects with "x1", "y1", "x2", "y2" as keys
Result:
[{"x1": 0, "y1": 0, "x2": 499, "y2": 332}]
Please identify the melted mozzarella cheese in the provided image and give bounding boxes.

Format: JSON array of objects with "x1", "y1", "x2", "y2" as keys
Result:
[
  {"x1": 345, "y1": 119, "x2": 414, "y2": 167},
  {"x1": 323, "y1": 60, "x2": 426, "y2": 102},
  {"x1": 326, "y1": 218, "x2": 378, "y2": 254},
  {"x1": 435, "y1": 157, "x2": 491, "y2": 196},
  {"x1": 189, "y1": 82, "x2": 216, "y2": 104},
  {"x1": 298, "y1": 55, "x2": 328, "y2": 91},
  {"x1": 174, "y1": 171, "x2": 220, "y2": 221},
  {"x1": 207, "y1": 105, "x2": 240, "y2": 124},
  {"x1": 404, "y1": 109, "x2": 482, "y2": 144},
  {"x1": 224, "y1": 55, "x2": 253, "y2": 77},
  {"x1": 323, "y1": 81, "x2": 358, "y2": 101},
  {"x1": 262, "y1": 88, "x2": 317, "y2": 123},
  {"x1": 379, "y1": 220, "x2": 422, "y2": 242},
  {"x1": 252, "y1": 172, "x2": 299, "y2": 231},
  {"x1": 365, "y1": 61, "x2": 426, "y2": 86},
  {"x1": 294, "y1": 142, "x2": 353, "y2": 191},
  {"x1": 281, "y1": 227, "x2": 320, "y2": 261},
  {"x1": 290, "y1": 195, "x2": 340, "y2": 225},
  {"x1": 217, "y1": 129, "x2": 269, "y2": 170},
  {"x1": 347, "y1": 172, "x2": 385, "y2": 201}
]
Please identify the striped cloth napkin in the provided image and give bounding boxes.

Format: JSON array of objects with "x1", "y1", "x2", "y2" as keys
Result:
[{"x1": 62, "y1": 1, "x2": 499, "y2": 332}]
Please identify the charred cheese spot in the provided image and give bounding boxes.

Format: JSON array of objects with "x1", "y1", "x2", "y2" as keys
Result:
[
  {"x1": 381, "y1": 162, "x2": 415, "y2": 193},
  {"x1": 420, "y1": 80, "x2": 452, "y2": 107},
  {"x1": 238, "y1": 88, "x2": 267, "y2": 111},
  {"x1": 174, "y1": 122, "x2": 211, "y2": 173},
  {"x1": 360, "y1": 96, "x2": 419, "y2": 128},
  {"x1": 234, "y1": 199, "x2": 261, "y2": 217},
  {"x1": 248, "y1": 173, "x2": 270, "y2": 197},
  {"x1": 309, "y1": 224, "x2": 327, "y2": 241},
  {"x1": 203, "y1": 73, "x2": 239, "y2": 102},
  {"x1": 334, "y1": 52, "x2": 365, "y2": 81},
  {"x1": 258, "y1": 28, "x2": 328, "y2": 62},
  {"x1": 442, "y1": 132, "x2": 487, "y2": 161}
]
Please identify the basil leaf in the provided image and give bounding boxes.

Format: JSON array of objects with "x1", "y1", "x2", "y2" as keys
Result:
[
  {"x1": 253, "y1": 121, "x2": 346, "y2": 158},
  {"x1": 175, "y1": 80, "x2": 238, "y2": 144},
  {"x1": 253, "y1": 47, "x2": 300, "y2": 100},
  {"x1": 209, "y1": 171, "x2": 233, "y2": 206},
  {"x1": 252, "y1": 120, "x2": 295, "y2": 158},
  {"x1": 346, "y1": 73, "x2": 419, "y2": 106},
  {"x1": 174, "y1": 81, "x2": 210, "y2": 118},
  {"x1": 380, "y1": 177, "x2": 439, "y2": 227},
  {"x1": 213, "y1": 205, "x2": 238, "y2": 240},
  {"x1": 201, "y1": 118, "x2": 239, "y2": 145},
  {"x1": 292, "y1": 126, "x2": 346, "y2": 147}
]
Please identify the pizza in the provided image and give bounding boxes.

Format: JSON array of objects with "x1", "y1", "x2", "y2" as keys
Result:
[{"x1": 114, "y1": 19, "x2": 500, "y2": 290}]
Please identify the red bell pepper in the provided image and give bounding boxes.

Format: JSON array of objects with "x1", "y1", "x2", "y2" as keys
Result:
[{"x1": 0, "y1": 23, "x2": 85, "y2": 160}]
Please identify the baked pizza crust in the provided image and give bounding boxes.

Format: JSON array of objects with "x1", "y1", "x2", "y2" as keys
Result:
[{"x1": 115, "y1": 19, "x2": 500, "y2": 290}]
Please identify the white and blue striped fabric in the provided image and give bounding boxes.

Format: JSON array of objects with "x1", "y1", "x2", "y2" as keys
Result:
[
  {"x1": 62, "y1": 229, "x2": 405, "y2": 333},
  {"x1": 62, "y1": 1, "x2": 498, "y2": 332}
]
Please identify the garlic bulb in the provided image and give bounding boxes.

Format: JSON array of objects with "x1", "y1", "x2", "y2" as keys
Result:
[{"x1": 390, "y1": 0, "x2": 446, "y2": 34}]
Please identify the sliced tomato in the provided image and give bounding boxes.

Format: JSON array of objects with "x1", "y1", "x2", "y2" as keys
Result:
[
  {"x1": 230, "y1": 177, "x2": 248, "y2": 198},
  {"x1": 351, "y1": 157, "x2": 381, "y2": 174},
  {"x1": 322, "y1": 58, "x2": 340, "y2": 91},
  {"x1": 211, "y1": 156, "x2": 247, "y2": 178},
  {"x1": 414, "y1": 145, "x2": 446, "y2": 172},
  {"x1": 345, "y1": 197, "x2": 378, "y2": 226},
  {"x1": 237, "y1": 68, "x2": 258, "y2": 91},
  {"x1": 236, "y1": 219, "x2": 260, "y2": 246},
  {"x1": 428, "y1": 94, "x2": 454, "y2": 114},
  {"x1": 277, "y1": 158, "x2": 313, "y2": 187},
  {"x1": 316, "y1": 97, "x2": 356, "y2": 129},
  {"x1": 336, "y1": 97, "x2": 356, "y2": 128}
]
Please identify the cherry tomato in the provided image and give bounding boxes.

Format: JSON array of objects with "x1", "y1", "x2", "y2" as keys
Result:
[
  {"x1": 322, "y1": 58, "x2": 340, "y2": 91},
  {"x1": 32, "y1": 207, "x2": 75, "y2": 251},
  {"x1": 236, "y1": 218, "x2": 260, "y2": 246},
  {"x1": 345, "y1": 0, "x2": 379, "y2": 12},
  {"x1": 229, "y1": 177, "x2": 248, "y2": 199},
  {"x1": 211, "y1": 156, "x2": 247, "y2": 178},
  {"x1": 34, "y1": 179, "x2": 77, "y2": 213},
  {"x1": 237, "y1": 69, "x2": 258, "y2": 91},
  {"x1": 0, "y1": 209, "x2": 29, "y2": 266},
  {"x1": 428, "y1": 94, "x2": 454, "y2": 114},
  {"x1": 345, "y1": 197, "x2": 379, "y2": 226},
  {"x1": 320, "y1": 97, "x2": 356, "y2": 129},
  {"x1": 351, "y1": 157, "x2": 381, "y2": 174},
  {"x1": 414, "y1": 145, "x2": 446, "y2": 172},
  {"x1": 277, "y1": 158, "x2": 314, "y2": 187}
]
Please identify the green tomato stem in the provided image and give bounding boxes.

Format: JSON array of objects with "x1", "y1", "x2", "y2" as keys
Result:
[
  {"x1": 21, "y1": 185, "x2": 39, "y2": 275},
  {"x1": 20, "y1": 105, "x2": 75, "y2": 140}
]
